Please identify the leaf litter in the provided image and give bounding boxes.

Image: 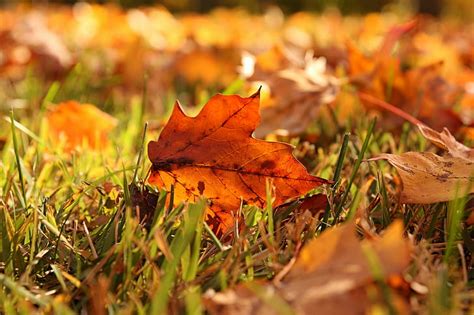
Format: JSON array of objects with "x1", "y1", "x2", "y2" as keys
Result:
[{"x1": 0, "y1": 3, "x2": 473, "y2": 314}]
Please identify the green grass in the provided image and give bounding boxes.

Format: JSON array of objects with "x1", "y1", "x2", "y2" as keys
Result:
[{"x1": 0, "y1": 67, "x2": 472, "y2": 314}]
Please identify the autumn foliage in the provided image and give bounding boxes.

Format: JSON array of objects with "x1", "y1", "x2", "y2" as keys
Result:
[
  {"x1": 1, "y1": 3, "x2": 473, "y2": 315},
  {"x1": 148, "y1": 91, "x2": 329, "y2": 231}
]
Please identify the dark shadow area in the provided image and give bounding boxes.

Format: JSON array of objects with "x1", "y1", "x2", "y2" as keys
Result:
[{"x1": 1, "y1": 0, "x2": 444, "y2": 16}]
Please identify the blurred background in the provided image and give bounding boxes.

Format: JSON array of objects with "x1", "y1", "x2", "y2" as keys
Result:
[
  {"x1": 0, "y1": 0, "x2": 472, "y2": 139},
  {"x1": 0, "y1": 0, "x2": 472, "y2": 18}
]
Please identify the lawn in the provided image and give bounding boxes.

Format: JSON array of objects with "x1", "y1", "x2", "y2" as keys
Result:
[{"x1": 0, "y1": 2, "x2": 473, "y2": 314}]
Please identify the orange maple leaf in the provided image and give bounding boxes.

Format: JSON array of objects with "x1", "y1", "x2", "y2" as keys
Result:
[
  {"x1": 47, "y1": 100, "x2": 117, "y2": 151},
  {"x1": 147, "y1": 91, "x2": 329, "y2": 231}
]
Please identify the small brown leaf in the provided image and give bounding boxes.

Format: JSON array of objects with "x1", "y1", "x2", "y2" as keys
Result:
[
  {"x1": 466, "y1": 208, "x2": 474, "y2": 226},
  {"x1": 298, "y1": 193, "x2": 328, "y2": 214},
  {"x1": 417, "y1": 124, "x2": 473, "y2": 159},
  {"x1": 130, "y1": 183, "x2": 159, "y2": 230},
  {"x1": 373, "y1": 152, "x2": 473, "y2": 203}
]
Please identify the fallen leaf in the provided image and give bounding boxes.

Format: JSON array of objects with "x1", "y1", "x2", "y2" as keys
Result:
[
  {"x1": 273, "y1": 193, "x2": 328, "y2": 219},
  {"x1": 349, "y1": 21, "x2": 465, "y2": 131},
  {"x1": 87, "y1": 276, "x2": 110, "y2": 315},
  {"x1": 130, "y1": 183, "x2": 159, "y2": 230},
  {"x1": 348, "y1": 20, "x2": 416, "y2": 101},
  {"x1": 205, "y1": 220, "x2": 412, "y2": 315},
  {"x1": 245, "y1": 49, "x2": 339, "y2": 137},
  {"x1": 147, "y1": 92, "x2": 329, "y2": 232},
  {"x1": 288, "y1": 220, "x2": 411, "y2": 279},
  {"x1": 466, "y1": 208, "x2": 474, "y2": 226},
  {"x1": 47, "y1": 101, "x2": 117, "y2": 151},
  {"x1": 297, "y1": 193, "x2": 328, "y2": 214},
  {"x1": 371, "y1": 124, "x2": 474, "y2": 203},
  {"x1": 399, "y1": 62, "x2": 463, "y2": 131},
  {"x1": 12, "y1": 12, "x2": 73, "y2": 74},
  {"x1": 417, "y1": 124, "x2": 473, "y2": 159},
  {"x1": 174, "y1": 49, "x2": 239, "y2": 86}
]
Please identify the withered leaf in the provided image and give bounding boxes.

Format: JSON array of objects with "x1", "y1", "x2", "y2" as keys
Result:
[
  {"x1": 147, "y1": 92, "x2": 329, "y2": 231},
  {"x1": 288, "y1": 221, "x2": 411, "y2": 279},
  {"x1": 297, "y1": 193, "x2": 328, "y2": 214},
  {"x1": 205, "y1": 221, "x2": 412, "y2": 315},
  {"x1": 348, "y1": 20, "x2": 417, "y2": 94},
  {"x1": 256, "y1": 73, "x2": 339, "y2": 137},
  {"x1": 417, "y1": 124, "x2": 473, "y2": 159},
  {"x1": 372, "y1": 124, "x2": 474, "y2": 203},
  {"x1": 12, "y1": 12, "x2": 73, "y2": 73},
  {"x1": 243, "y1": 48, "x2": 339, "y2": 137},
  {"x1": 349, "y1": 21, "x2": 465, "y2": 132},
  {"x1": 129, "y1": 183, "x2": 159, "y2": 230}
]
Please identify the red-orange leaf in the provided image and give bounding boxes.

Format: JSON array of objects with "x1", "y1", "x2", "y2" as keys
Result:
[{"x1": 148, "y1": 92, "x2": 329, "y2": 231}]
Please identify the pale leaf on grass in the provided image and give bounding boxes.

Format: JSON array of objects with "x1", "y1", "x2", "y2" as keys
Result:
[
  {"x1": 372, "y1": 124, "x2": 474, "y2": 204},
  {"x1": 373, "y1": 153, "x2": 473, "y2": 203}
]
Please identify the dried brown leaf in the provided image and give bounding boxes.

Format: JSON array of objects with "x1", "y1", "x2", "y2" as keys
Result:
[
  {"x1": 244, "y1": 49, "x2": 339, "y2": 137},
  {"x1": 205, "y1": 221, "x2": 412, "y2": 315},
  {"x1": 417, "y1": 124, "x2": 474, "y2": 159},
  {"x1": 372, "y1": 124, "x2": 474, "y2": 203}
]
